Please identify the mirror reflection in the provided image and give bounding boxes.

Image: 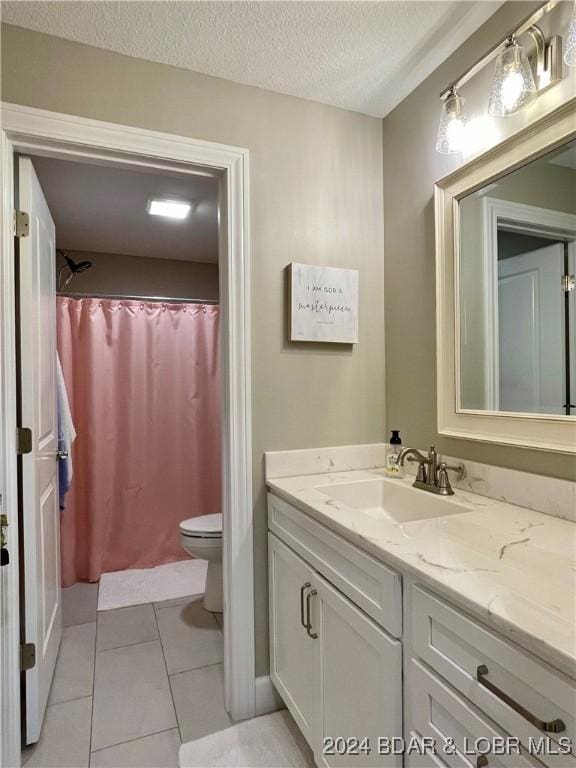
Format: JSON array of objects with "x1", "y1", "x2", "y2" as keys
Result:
[{"x1": 459, "y1": 139, "x2": 576, "y2": 416}]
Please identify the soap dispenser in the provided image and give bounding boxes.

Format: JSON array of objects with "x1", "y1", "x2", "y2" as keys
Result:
[{"x1": 385, "y1": 430, "x2": 403, "y2": 477}]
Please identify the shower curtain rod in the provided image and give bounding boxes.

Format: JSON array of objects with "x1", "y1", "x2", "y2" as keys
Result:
[{"x1": 57, "y1": 292, "x2": 219, "y2": 305}]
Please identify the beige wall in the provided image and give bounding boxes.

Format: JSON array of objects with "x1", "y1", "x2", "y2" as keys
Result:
[
  {"x1": 382, "y1": 1, "x2": 576, "y2": 482},
  {"x1": 1, "y1": 24, "x2": 386, "y2": 675},
  {"x1": 487, "y1": 162, "x2": 576, "y2": 214},
  {"x1": 56, "y1": 250, "x2": 219, "y2": 301}
]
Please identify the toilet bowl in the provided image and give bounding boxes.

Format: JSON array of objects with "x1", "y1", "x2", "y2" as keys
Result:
[{"x1": 179, "y1": 513, "x2": 223, "y2": 613}]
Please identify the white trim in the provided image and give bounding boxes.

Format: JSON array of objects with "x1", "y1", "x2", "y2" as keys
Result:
[
  {"x1": 0, "y1": 132, "x2": 21, "y2": 768},
  {"x1": 481, "y1": 197, "x2": 499, "y2": 411},
  {"x1": 255, "y1": 675, "x2": 285, "y2": 717},
  {"x1": 435, "y1": 97, "x2": 576, "y2": 454},
  {"x1": 480, "y1": 198, "x2": 576, "y2": 411},
  {"x1": 0, "y1": 103, "x2": 255, "y2": 762}
]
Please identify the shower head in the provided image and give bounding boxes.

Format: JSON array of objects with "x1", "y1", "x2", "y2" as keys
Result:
[
  {"x1": 65, "y1": 255, "x2": 93, "y2": 274},
  {"x1": 57, "y1": 251, "x2": 94, "y2": 291}
]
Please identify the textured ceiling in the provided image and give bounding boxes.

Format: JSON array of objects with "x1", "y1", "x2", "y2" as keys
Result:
[
  {"x1": 32, "y1": 156, "x2": 219, "y2": 263},
  {"x1": 1, "y1": 1, "x2": 502, "y2": 117}
]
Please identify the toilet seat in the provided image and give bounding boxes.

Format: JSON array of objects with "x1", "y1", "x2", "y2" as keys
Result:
[{"x1": 179, "y1": 513, "x2": 222, "y2": 539}]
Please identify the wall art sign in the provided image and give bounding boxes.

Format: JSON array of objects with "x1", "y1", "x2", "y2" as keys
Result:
[{"x1": 289, "y1": 263, "x2": 359, "y2": 343}]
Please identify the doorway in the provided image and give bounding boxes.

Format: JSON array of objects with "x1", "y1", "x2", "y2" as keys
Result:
[
  {"x1": 480, "y1": 196, "x2": 576, "y2": 414},
  {"x1": 496, "y1": 232, "x2": 576, "y2": 414},
  {"x1": 0, "y1": 103, "x2": 254, "y2": 768}
]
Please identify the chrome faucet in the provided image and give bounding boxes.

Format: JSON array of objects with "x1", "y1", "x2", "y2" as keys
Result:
[{"x1": 396, "y1": 446, "x2": 464, "y2": 496}]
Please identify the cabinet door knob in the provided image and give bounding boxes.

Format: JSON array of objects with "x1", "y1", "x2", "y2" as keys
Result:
[
  {"x1": 305, "y1": 590, "x2": 318, "y2": 639},
  {"x1": 300, "y1": 582, "x2": 311, "y2": 629}
]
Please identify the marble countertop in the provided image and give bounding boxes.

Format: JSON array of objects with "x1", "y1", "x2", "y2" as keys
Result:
[{"x1": 267, "y1": 468, "x2": 576, "y2": 679}]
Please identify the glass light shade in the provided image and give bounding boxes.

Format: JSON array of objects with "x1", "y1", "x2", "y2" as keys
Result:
[
  {"x1": 435, "y1": 90, "x2": 467, "y2": 155},
  {"x1": 488, "y1": 38, "x2": 537, "y2": 117},
  {"x1": 565, "y1": 1, "x2": 576, "y2": 66}
]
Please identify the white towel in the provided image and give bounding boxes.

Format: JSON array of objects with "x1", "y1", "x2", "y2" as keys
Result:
[{"x1": 57, "y1": 354, "x2": 76, "y2": 505}]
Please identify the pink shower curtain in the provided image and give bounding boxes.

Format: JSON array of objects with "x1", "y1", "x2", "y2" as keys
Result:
[{"x1": 57, "y1": 297, "x2": 221, "y2": 587}]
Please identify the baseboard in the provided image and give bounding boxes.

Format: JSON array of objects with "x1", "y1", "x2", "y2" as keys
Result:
[{"x1": 255, "y1": 675, "x2": 284, "y2": 716}]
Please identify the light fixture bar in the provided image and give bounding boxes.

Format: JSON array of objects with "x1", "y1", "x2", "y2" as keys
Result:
[{"x1": 439, "y1": 0, "x2": 560, "y2": 99}]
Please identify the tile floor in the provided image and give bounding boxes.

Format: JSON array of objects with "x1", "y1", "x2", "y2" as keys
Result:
[{"x1": 23, "y1": 582, "x2": 230, "y2": 768}]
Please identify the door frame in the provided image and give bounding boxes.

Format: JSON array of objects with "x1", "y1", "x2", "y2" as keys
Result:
[
  {"x1": 481, "y1": 197, "x2": 576, "y2": 410},
  {"x1": 0, "y1": 102, "x2": 255, "y2": 765}
]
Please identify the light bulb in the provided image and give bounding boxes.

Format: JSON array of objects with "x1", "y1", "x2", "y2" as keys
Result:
[
  {"x1": 488, "y1": 36, "x2": 537, "y2": 117},
  {"x1": 436, "y1": 88, "x2": 467, "y2": 155},
  {"x1": 501, "y1": 70, "x2": 525, "y2": 111},
  {"x1": 565, "y1": 0, "x2": 576, "y2": 66},
  {"x1": 463, "y1": 116, "x2": 498, "y2": 156}
]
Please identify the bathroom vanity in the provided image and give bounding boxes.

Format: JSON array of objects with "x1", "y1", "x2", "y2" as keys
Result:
[{"x1": 265, "y1": 448, "x2": 576, "y2": 768}]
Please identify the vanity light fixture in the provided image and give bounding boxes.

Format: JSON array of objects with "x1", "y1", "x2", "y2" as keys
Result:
[
  {"x1": 565, "y1": 0, "x2": 576, "y2": 65},
  {"x1": 488, "y1": 35, "x2": 537, "y2": 117},
  {"x1": 435, "y1": 1, "x2": 563, "y2": 154},
  {"x1": 435, "y1": 88, "x2": 468, "y2": 155},
  {"x1": 146, "y1": 198, "x2": 191, "y2": 220}
]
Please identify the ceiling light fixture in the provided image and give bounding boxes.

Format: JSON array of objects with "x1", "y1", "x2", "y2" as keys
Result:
[
  {"x1": 488, "y1": 35, "x2": 537, "y2": 117},
  {"x1": 565, "y1": 0, "x2": 576, "y2": 66},
  {"x1": 146, "y1": 198, "x2": 191, "y2": 220},
  {"x1": 435, "y1": 88, "x2": 467, "y2": 155}
]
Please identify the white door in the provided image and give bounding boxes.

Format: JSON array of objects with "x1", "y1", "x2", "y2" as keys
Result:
[
  {"x1": 498, "y1": 244, "x2": 565, "y2": 414},
  {"x1": 568, "y1": 246, "x2": 576, "y2": 413},
  {"x1": 18, "y1": 156, "x2": 61, "y2": 744},
  {"x1": 268, "y1": 534, "x2": 319, "y2": 745},
  {"x1": 315, "y1": 575, "x2": 402, "y2": 768}
]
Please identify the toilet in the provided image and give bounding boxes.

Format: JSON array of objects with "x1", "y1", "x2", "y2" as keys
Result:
[{"x1": 179, "y1": 513, "x2": 223, "y2": 613}]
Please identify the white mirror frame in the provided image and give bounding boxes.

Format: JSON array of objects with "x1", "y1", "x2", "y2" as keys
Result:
[{"x1": 435, "y1": 98, "x2": 576, "y2": 454}]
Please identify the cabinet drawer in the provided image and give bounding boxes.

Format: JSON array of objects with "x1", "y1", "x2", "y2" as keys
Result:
[
  {"x1": 411, "y1": 587, "x2": 576, "y2": 763},
  {"x1": 268, "y1": 493, "x2": 402, "y2": 638},
  {"x1": 409, "y1": 659, "x2": 546, "y2": 768},
  {"x1": 405, "y1": 734, "x2": 450, "y2": 768}
]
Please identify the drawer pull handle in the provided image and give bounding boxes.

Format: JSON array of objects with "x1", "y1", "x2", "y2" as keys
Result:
[
  {"x1": 476, "y1": 665, "x2": 566, "y2": 734},
  {"x1": 305, "y1": 590, "x2": 318, "y2": 639},
  {"x1": 300, "y1": 582, "x2": 311, "y2": 629},
  {"x1": 476, "y1": 756, "x2": 488, "y2": 768}
]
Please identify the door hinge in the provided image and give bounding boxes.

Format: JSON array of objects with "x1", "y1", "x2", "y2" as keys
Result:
[
  {"x1": 16, "y1": 427, "x2": 32, "y2": 455},
  {"x1": 0, "y1": 496, "x2": 6, "y2": 566},
  {"x1": 20, "y1": 643, "x2": 36, "y2": 672},
  {"x1": 14, "y1": 210, "x2": 30, "y2": 238},
  {"x1": 561, "y1": 274, "x2": 575, "y2": 293}
]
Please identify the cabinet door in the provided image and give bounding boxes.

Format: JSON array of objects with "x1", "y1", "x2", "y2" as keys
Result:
[
  {"x1": 269, "y1": 534, "x2": 319, "y2": 744},
  {"x1": 315, "y1": 575, "x2": 403, "y2": 768}
]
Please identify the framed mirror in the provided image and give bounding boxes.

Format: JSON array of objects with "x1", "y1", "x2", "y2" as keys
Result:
[{"x1": 435, "y1": 99, "x2": 576, "y2": 453}]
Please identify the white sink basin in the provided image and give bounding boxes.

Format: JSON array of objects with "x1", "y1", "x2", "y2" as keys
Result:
[{"x1": 315, "y1": 477, "x2": 471, "y2": 524}]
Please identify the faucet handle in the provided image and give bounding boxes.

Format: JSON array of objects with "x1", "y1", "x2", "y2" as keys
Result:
[
  {"x1": 440, "y1": 461, "x2": 465, "y2": 480},
  {"x1": 415, "y1": 462, "x2": 427, "y2": 483},
  {"x1": 436, "y1": 464, "x2": 454, "y2": 495}
]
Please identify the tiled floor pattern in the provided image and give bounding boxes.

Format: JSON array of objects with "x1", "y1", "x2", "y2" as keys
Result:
[{"x1": 23, "y1": 582, "x2": 229, "y2": 767}]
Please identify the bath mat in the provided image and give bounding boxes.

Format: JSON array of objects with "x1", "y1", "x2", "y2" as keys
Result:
[
  {"x1": 97, "y1": 559, "x2": 208, "y2": 611},
  {"x1": 179, "y1": 710, "x2": 315, "y2": 768}
]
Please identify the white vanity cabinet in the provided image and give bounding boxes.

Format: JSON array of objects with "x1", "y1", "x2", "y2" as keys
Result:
[
  {"x1": 268, "y1": 532, "x2": 319, "y2": 746},
  {"x1": 267, "y1": 491, "x2": 576, "y2": 768},
  {"x1": 406, "y1": 586, "x2": 576, "y2": 768},
  {"x1": 268, "y1": 495, "x2": 403, "y2": 767}
]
